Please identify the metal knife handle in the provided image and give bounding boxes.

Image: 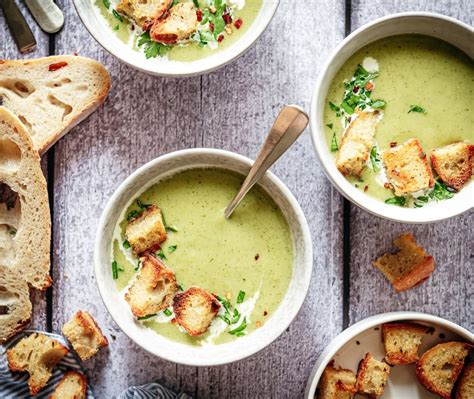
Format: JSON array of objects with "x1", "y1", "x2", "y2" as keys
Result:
[
  {"x1": 25, "y1": 0, "x2": 64, "y2": 34},
  {"x1": 1, "y1": 0, "x2": 36, "y2": 53}
]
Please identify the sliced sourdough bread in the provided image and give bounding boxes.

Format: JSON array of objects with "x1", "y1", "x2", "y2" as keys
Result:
[
  {"x1": 0, "y1": 266, "x2": 32, "y2": 343},
  {"x1": 50, "y1": 370, "x2": 87, "y2": 399},
  {"x1": 0, "y1": 55, "x2": 110, "y2": 154},
  {"x1": 382, "y1": 322, "x2": 430, "y2": 365},
  {"x1": 0, "y1": 107, "x2": 51, "y2": 290}
]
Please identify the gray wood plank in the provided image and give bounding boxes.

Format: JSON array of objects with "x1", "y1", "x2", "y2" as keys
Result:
[
  {"x1": 349, "y1": 0, "x2": 473, "y2": 331},
  {"x1": 0, "y1": 4, "x2": 49, "y2": 330},
  {"x1": 49, "y1": 0, "x2": 345, "y2": 397}
]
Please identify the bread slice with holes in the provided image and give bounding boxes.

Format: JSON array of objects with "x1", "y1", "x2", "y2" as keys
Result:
[
  {"x1": 116, "y1": 0, "x2": 172, "y2": 31},
  {"x1": 373, "y1": 233, "x2": 434, "y2": 292},
  {"x1": 173, "y1": 287, "x2": 221, "y2": 336},
  {"x1": 7, "y1": 332, "x2": 69, "y2": 396},
  {"x1": 456, "y1": 362, "x2": 474, "y2": 399},
  {"x1": 416, "y1": 341, "x2": 472, "y2": 399},
  {"x1": 317, "y1": 363, "x2": 357, "y2": 399},
  {"x1": 50, "y1": 370, "x2": 87, "y2": 399},
  {"x1": 0, "y1": 106, "x2": 51, "y2": 290},
  {"x1": 125, "y1": 254, "x2": 177, "y2": 318},
  {"x1": 336, "y1": 110, "x2": 383, "y2": 178},
  {"x1": 0, "y1": 56, "x2": 110, "y2": 154},
  {"x1": 0, "y1": 266, "x2": 32, "y2": 343},
  {"x1": 382, "y1": 322, "x2": 430, "y2": 365},
  {"x1": 355, "y1": 353, "x2": 391, "y2": 397},
  {"x1": 382, "y1": 138, "x2": 434, "y2": 195},
  {"x1": 62, "y1": 310, "x2": 108, "y2": 361},
  {"x1": 150, "y1": 2, "x2": 199, "y2": 44},
  {"x1": 125, "y1": 204, "x2": 167, "y2": 255},
  {"x1": 431, "y1": 141, "x2": 474, "y2": 191}
]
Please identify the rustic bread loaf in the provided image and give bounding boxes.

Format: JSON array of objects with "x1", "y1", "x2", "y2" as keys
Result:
[
  {"x1": 62, "y1": 310, "x2": 108, "y2": 361},
  {"x1": 373, "y1": 233, "x2": 434, "y2": 292},
  {"x1": 355, "y1": 353, "x2": 391, "y2": 397},
  {"x1": 125, "y1": 255, "x2": 177, "y2": 318},
  {"x1": 150, "y1": 2, "x2": 199, "y2": 44},
  {"x1": 456, "y1": 362, "x2": 474, "y2": 399},
  {"x1": 7, "y1": 332, "x2": 69, "y2": 396},
  {"x1": 0, "y1": 56, "x2": 110, "y2": 154},
  {"x1": 0, "y1": 266, "x2": 32, "y2": 343},
  {"x1": 50, "y1": 370, "x2": 87, "y2": 399},
  {"x1": 416, "y1": 341, "x2": 472, "y2": 399},
  {"x1": 431, "y1": 141, "x2": 474, "y2": 191},
  {"x1": 382, "y1": 322, "x2": 430, "y2": 365},
  {"x1": 0, "y1": 106, "x2": 51, "y2": 290},
  {"x1": 173, "y1": 287, "x2": 221, "y2": 336},
  {"x1": 317, "y1": 363, "x2": 357, "y2": 399}
]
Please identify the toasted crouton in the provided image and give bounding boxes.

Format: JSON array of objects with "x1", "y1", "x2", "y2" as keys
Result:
[
  {"x1": 116, "y1": 0, "x2": 172, "y2": 31},
  {"x1": 125, "y1": 204, "x2": 167, "y2": 255},
  {"x1": 317, "y1": 363, "x2": 357, "y2": 399},
  {"x1": 382, "y1": 322, "x2": 430, "y2": 365},
  {"x1": 150, "y1": 2, "x2": 199, "y2": 44},
  {"x1": 336, "y1": 110, "x2": 382, "y2": 177},
  {"x1": 456, "y1": 362, "x2": 474, "y2": 399},
  {"x1": 125, "y1": 254, "x2": 177, "y2": 318},
  {"x1": 382, "y1": 138, "x2": 434, "y2": 195},
  {"x1": 416, "y1": 341, "x2": 472, "y2": 399},
  {"x1": 7, "y1": 333, "x2": 69, "y2": 396},
  {"x1": 50, "y1": 370, "x2": 87, "y2": 399},
  {"x1": 173, "y1": 287, "x2": 220, "y2": 336},
  {"x1": 373, "y1": 233, "x2": 434, "y2": 292},
  {"x1": 62, "y1": 310, "x2": 108, "y2": 361},
  {"x1": 431, "y1": 141, "x2": 474, "y2": 191},
  {"x1": 355, "y1": 353, "x2": 391, "y2": 397}
]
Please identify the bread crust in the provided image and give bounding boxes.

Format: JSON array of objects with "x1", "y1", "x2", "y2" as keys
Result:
[
  {"x1": 382, "y1": 322, "x2": 430, "y2": 365},
  {"x1": 317, "y1": 362, "x2": 357, "y2": 399},
  {"x1": 0, "y1": 56, "x2": 110, "y2": 154},
  {"x1": 455, "y1": 362, "x2": 474, "y2": 399},
  {"x1": 416, "y1": 341, "x2": 473, "y2": 399},
  {"x1": 355, "y1": 352, "x2": 391, "y2": 396},
  {"x1": 116, "y1": 0, "x2": 172, "y2": 30},
  {"x1": 50, "y1": 370, "x2": 87, "y2": 399},
  {"x1": 150, "y1": 2, "x2": 199, "y2": 44}
]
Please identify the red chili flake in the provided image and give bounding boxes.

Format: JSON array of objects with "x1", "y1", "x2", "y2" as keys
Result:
[
  {"x1": 364, "y1": 185, "x2": 369, "y2": 192},
  {"x1": 131, "y1": 24, "x2": 135, "y2": 31},
  {"x1": 72, "y1": 52, "x2": 78, "y2": 56},
  {"x1": 384, "y1": 183, "x2": 390, "y2": 189},
  {"x1": 390, "y1": 141, "x2": 397, "y2": 148},
  {"x1": 365, "y1": 81, "x2": 374, "y2": 91},
  {"x1": 353, "y1": 85, "x2": 359, "y2": 93},
  {"x1": 222, "y1": 13, "x2": 232, "y2": 25},
  {"x1": 218, "y1": 34, "x2": 224, "y2": 42},
  {"x1": 48, "y1": 61, "x2": 68, "y2": 71},
  {"x1": 209, "y1": 22, "x2": 214, "y2": 31},
  {"x1": 196, "y1": 9, "x2": 203, "y2": 22},
  {"x1": 234, "y1": 18, "x2": 243, "y2": 29}
]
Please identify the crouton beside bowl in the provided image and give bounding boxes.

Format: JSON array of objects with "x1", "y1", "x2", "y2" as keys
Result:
[
  {"x1": 310, "y1": 12, "x2": 473, "y2": 223},
  {"x1": 94, "y1": 148, "x2": 312, "y2": 365},
  {"x1": 304, "y1": 311, "x2": 473, "y2": 399}
]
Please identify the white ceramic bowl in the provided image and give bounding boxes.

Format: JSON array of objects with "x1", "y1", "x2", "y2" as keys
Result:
[
  {"x1": 310, "y1": 12, "x2": 474, "y2": 223},
  {"x1": 94, "y1": 148, "x2": 313, "y2": 366},
  {"x1": 73, "y1": 0, "x2": 279, "y2": 76},
  {"x1": 305, "y1": 311, "x2": 474, "y2": 399}
]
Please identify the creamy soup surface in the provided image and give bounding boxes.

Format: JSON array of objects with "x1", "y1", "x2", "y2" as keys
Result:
[
  {"x1": 324, "y1": 35, "x2": 473, "y2": 204},
  {"x1": 112, "y1": 168, "x2": 293, "y2": 345}
]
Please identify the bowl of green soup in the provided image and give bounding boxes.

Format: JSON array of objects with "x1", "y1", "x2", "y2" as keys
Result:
[
  {"x1": 74, "y1": 0, "x2": 279, "y2": 76},
  {"x1": 311, "y1": 12, "x2": 473, "y2": 223},
  {"x1": 94, "y1": 148, "x2": 312, "y2": 365}
]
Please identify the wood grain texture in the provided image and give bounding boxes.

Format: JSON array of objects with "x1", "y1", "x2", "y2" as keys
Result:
[
  {"x1": 0, "y1": 3, "x2": 49, "y2": 330},
  {"x1": 48, "y1": 1, "x2": 345, "y2": 398},
  {"x1": 348, "y1": 0, "x2": 473, "y2": 331}
]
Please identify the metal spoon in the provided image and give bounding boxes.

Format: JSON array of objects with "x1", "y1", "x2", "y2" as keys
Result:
[{"x1": 224, "y1": 105, "x2": 309, "y2": 219}]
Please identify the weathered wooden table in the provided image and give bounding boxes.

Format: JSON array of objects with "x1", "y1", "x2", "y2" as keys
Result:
[{"x1": 1, "y1": 0, "x2": 472, "y2": 397}]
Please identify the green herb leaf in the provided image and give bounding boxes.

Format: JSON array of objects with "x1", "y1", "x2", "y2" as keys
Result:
[
  {"x1": 408, "y1": 105, "x2": 427, "y2": 114},
  {"x1": 385, "y1": 196, "x2": 406, "y2": 207},
  {"x1": 369, "y1": 146, "x2": 380, "y2": 171},
  {"x1": 161, "y1": 211, "x2": 178, "y2": 232},
  {"x1": 429, "y1": 180, "x2": 455, "y2": 201},
  {"x1": 9, "y1": 228, "x2": 17, "y2": 237},
  {"x1": 178, "y1": 284, "x2": 184, "y2": 291},
  {"x1": 371, "y1": 99, "x2": 386, "y2": 109},
  {"x1": 156, "y1": 249, "x2": 167, "y2": 260},
  {"x1": 123, "y1": 239, "x2": 131, "y2": 249},
  {"x1": 137, "y1": 314, "x2": 156, "y2": 320},
  {"x1": 112, "y1": 260, "x2": 119, "y2": 279},
  {"x1": 163, "y1": 308, "x2": 172, "y2": 317},
  {"x1": 228, "y1": 317, "x2": 247, "y2": 336},
  {"x1": 326, "y1": 123, "x2": 333, "y2": 129},
  {"x1": 102, "y1": 0, "x2": 110, "y2": 9},
  {"x1": 193, "y1": 0, "x2": 200, "y2": 7},
  {"x1": 414, "y1": 195, "x2": 429, "y2": 208},
  {"x1": 112, "y1": 9, "x2": 123, "y2": 22},
  {"x1": 329, "y1": 102, "x2": 340, "y2": 112},
  {"x1": 137, "y1": 32, "x2": 171, "y2": 59},
  {"x1": 237, "y1": 290, "x2": 245, "y2": 304},
  {"x1": 134, "y1": 260, "x2": 141, "y2": 272},
  {"x1": 127, "y1": 210, "x2": 140, "y2": 221},
  {"x1": 330, "y1": 132, "x2": 339, "y2": 152},
  {"x1": 113, "y1": 24, "x2": 119, "y2": 31},
  {"x1": 219, "y1": 315, "x2": 231, "y2": 324},
  {"x1": 136, "y1": 199, "x2": 151, "y2": 209},
  {"x1": 168, "y1": 245, "x2": 177, "y2": 253}
]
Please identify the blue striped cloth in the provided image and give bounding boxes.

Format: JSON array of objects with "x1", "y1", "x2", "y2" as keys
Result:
[{"x1": 0, "y1": 331, "x2": 94, "y2": 399}]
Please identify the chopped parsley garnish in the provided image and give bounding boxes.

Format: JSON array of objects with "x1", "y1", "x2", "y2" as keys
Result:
[
  {"x1": 371, "y1": 100, "x2": 386, "y2": 109},
  {"x1": 168, "y1": 245, "x2": 177, "y2": 253},
  {"x1": 414, "y1": 195, "x2": 429, "y2": 208},
  {"x1": 369, "y1": 146, "x2": 380, "y2": 171},
  {"x1": 9, "y1": 228, "x2": 16, "y2": 237},
  {"x1": 112, "y1": 260, "x2": 119, "y2": 279},
  {"x1": 126, "y1": 199, "x2": 152, "y2": 221},
  {"x1": 385, "y1": 196, "x2": 406, "y2": 207},
  {"x1": 113, "y1": 24, "x2": 119, "y2": 31},
  {"x1": 162, "y1": 212, "x2": 178, "y2": 232},
  {"x1": 178, "y1": 284, "x2": 184, "y2": 291},
  {"x1": 330, "y1": 132, "x2": 339, "y2": 152},
  {"x1": 163, "y1": 308, "x2": 172, "y2": 317},
  {"x1": 228, "y1": 317, "x2": 247, "y2": 337},
  {"x1": 156, "y1": 249, "x2": 167, "y2": 260},
  {"x1": 135, "y1": 260, "x2": 141, "y2": 272},
  {"x1": 326, "y1": 123, "x2": 333, "y2": 129},
  {"x1": 136, "y1": 199, "x2": 151, "y2": 209},
  {"x1": 193, "y1": 0, "x2": 200, "y2": 7},
  {"x1": 408, "y1": 105, "x2": 427, "y2": 114},
  {"x1": 102, "y1": 0, "x2": 110, "y2": 9},
  {"x1": 236, "y1": 290, "x2": 245, "y2": 304},
  {"x1": 429, "y1": 179, "x2": 455, "y2": 201},
  {"x1": 137, "y1": 314, "x2": 156, "y2": 320},
  {"x1": 123, "y1": 239, "x2": 131, "y2": 249},
  {"x1": 138, "y1": 32, "x2": 171, "y2": 59},
  {"x1": 112, "y1": 9, "x2": 123, "y2": 22},
  {"x1": 127, "y1": 210, "x2": 140, "y2": 221}
]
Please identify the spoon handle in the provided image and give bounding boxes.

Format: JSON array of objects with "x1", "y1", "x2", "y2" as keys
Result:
[{"x1": 224, "y1": 105, "x2": 309, "y2": 219}]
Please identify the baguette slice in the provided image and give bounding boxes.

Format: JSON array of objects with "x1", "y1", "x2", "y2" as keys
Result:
[
  {"x1": 0, "y1": 106, "x2": 51, "y2": 290},
  {"x1": 355, "y1": 353, "x2": 391, "y2": 397},
  {"x1": 456, "y1": 362, "x2": 474, "y2": 399},
  {"x1": 317, "y1": 363, "x2": 357, "y2": 399},
  {"x1": 416, "y1": 341, "x2": 472, "y2": 399},
  {"x1": 0, "y1": 56, "x2": 110, "y2": 154},
  {"x1": 50, "y1": 370, "x2": 87, "y2": 399},
  {"x1": 382, "y1": 322, "x2": 430, "y2": 365},
  {"x1": 7, "y1": 332, "x2": 69, "y2": 396},
  {"x1": 0, "y1": 266, "x2": 32, "y2": 343}
]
